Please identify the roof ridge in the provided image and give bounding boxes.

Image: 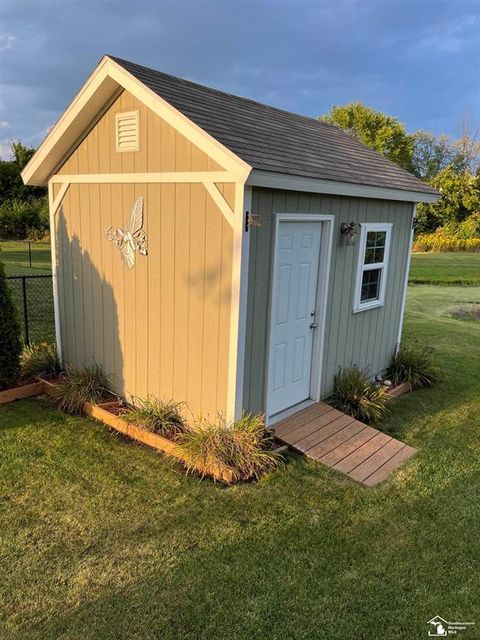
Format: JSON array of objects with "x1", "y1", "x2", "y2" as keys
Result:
[
  {"x1": 107, "y1": 54, "x2": 437, "y2": 197},
  {"x1": 108, "y1": 54, "x2": 338, "y2": 130}
]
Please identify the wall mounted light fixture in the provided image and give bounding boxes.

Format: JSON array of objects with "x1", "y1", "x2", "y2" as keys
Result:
[
  {"x1": 340, "y1": 221, "x2": 359, "y2": 246},
  {"x1": 245, "y1": 211, "x2": 263, "y2": 232}
]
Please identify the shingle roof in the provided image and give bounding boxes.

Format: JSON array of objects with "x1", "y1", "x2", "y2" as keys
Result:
[{"x1": 111, "y1": 56, "x2": 437, "y2": 196}]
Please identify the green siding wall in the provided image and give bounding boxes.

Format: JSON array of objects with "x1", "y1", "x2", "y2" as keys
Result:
[{"x1": 242, "y1": 187, "x2": 414, "y2": 414}]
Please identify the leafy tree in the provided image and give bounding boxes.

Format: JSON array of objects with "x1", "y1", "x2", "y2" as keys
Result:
[
  {"x1": 0, "y1": 260, "x2": 22, "y2": 387},
  {"x1": 451, "y1": 129, "x2": 480, "y2": 175},
  {"x1": 320, "y1": 102, "x2": 414, "y2": 171},
  {"x1": 0, "y1": 197, "x2": 49, "y2": 239},
  {"x1": 0, "y1": 141, "x2": 47, "y2": 239},
  {"x1": 416, "y1": 167, "x2": 480, "y2": 233},
  {"x1": 411, "y1": 131, "x2": 455, "y2": 180},
  {"x1": 0, "y1": 141, "x2": 45, "y2": 201}
]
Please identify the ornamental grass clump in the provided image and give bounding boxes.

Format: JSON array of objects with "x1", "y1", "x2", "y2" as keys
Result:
[
  {"x1": 330, "y1": 366, "x2": 389, "y2": 424},
  {"x1": 124, "y1": 396, "x2": 187, "y2": 441},
  {"x1": 53, "y1": 365, "x2": 110, "y2": 415},
  {"x1": 388, "y1": 342, "x2": 444, "y2": 389},
  {"x1": 0, "y1": 260, "x2": 22, "y2": 388},
  {"x1": 20, "y1": 342, "x2": 61, "y2": 378},
  {"x1": 173, "y1": 413, "x2": 282, "y2": 483}
]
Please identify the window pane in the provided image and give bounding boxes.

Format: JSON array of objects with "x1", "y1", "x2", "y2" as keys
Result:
[
  {"x1": 364, "y1": 231, "x2": 386, "y2": 264},
  {"x1": 361, "y1": 268, "x2": 381, "y2": 302}
]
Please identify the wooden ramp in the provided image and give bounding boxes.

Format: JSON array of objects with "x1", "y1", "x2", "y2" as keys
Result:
[{"x1": 273, "y1": 403, "x2": 416, "y2": 486}]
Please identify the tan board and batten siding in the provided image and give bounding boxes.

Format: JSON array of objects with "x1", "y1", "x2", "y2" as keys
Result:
[
  {"x1": 243, "y1": 187, "x2": 414, "y2": 414},
  {"x1": 55, "y1": 89, "x2": 236, "y2": 417}
]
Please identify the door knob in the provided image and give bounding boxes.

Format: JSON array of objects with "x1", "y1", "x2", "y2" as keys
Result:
[{"x1": 310, "y1": 322, "x2": 318, "y2": 329}]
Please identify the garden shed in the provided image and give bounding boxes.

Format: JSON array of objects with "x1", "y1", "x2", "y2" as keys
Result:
[{"x1": 22, "y1": 55, "x2": 438, "y2": 424}]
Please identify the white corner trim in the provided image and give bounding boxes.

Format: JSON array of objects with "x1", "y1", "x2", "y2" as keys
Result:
[
  {"x1": 265, "y1": 213, "x2": 335, "y2": 422},
  {"x1": 225, "y1": 183, "x2": 247, "y2": 423},
  {"x1": 396, "y1": 205, "x2": 416, "y2": 350},
  {"x1": 247, "y1": 170, "x2": 439, "y2": 203},
  {"x1": 48, "y1": 181, "x2": 70, "y2": 363},
  {"x1": 353, "y1": 222, "x2": 393, "y2": 313},
  {"x1": 234, "y1": 185, "x2": 252, "y2": 419}
]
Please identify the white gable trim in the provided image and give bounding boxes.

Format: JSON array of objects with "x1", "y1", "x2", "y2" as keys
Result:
[
  {"x1": 247, "y1": 170, "x2": 439, "y2": 203},
  {"x1": 106, "y1": 59, "x2": 250, "y2": 178},
  {"x1": 22, "y1": 56, "x2": 250, "y2": 186}
]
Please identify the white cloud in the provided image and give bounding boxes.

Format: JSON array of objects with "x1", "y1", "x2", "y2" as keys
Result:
[
  {"x1": 0, "y1": 34, "x2": 14, "y2": 52},
  {"x1": 0, "y1": 120, "x2": 10, "y2": 128}
]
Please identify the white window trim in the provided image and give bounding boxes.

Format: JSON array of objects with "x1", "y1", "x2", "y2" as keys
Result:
[{"x1": 353, "y1": 222, "x2": 393, "y2": 313}]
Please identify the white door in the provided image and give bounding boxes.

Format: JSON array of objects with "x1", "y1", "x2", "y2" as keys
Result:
[{"x1": 268, "y1": 220, "x2": 322, "y2": 416}]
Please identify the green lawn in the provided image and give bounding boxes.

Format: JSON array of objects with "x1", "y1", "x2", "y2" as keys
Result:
[
  {"x1": 0, "y1": 240, "x2": 51, "y2": 276},
  {"x1": 410, "y1": 251, "x2": 480, "y2": 285},
  {"x1": 0, "y1": 241, "x2": 54, "y2": 342},
  {"x1": 1, "y1": 284, "x2": 479, "y2": 639}
]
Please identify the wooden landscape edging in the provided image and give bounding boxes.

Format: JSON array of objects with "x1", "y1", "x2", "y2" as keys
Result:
[
  {"x1": 1, "y1": 376, "x2": 234, "y2": 483},
  {"x1": 83, "y1": 402, "x2": 235, "y2": 483},
  {"x1": 387, "y1": 381, "x2": 412, "y2": 398},
  {"x1": 0, "y1": 381, "x2": 45, "y2": 405},
  {"x1": 41, "y1": 378, "x2": 57, "y2": 397},
  {"x1": 33, "y1": 378, "x2": 234, "y2": 483}
]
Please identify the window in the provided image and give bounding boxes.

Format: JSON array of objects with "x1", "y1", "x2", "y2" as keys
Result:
[
  {"x1": 353, "y1": 222, "x2": 392, "y2": 312},
  {"x1": 115, "y1": 111, "x2": 139, "y2": 152}
]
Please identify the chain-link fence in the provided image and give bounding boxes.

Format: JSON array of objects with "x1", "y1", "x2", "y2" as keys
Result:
[{"x1": 6, "y1": 275, "x2": 55, "y2": 344}]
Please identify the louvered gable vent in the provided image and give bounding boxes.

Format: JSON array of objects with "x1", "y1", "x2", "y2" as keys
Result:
[{"x1": 115, "y1": 111, "x2": 139, "y2": 152}]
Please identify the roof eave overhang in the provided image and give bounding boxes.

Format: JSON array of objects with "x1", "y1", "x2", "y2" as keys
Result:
[
  {"x1": 246, "y1": 170, "x2": 440, "y2": 203},
  {"x1": 22, "y1": 55, "x2": 251, "y2": 186}
]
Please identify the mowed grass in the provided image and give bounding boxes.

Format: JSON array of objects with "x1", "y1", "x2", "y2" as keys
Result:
[
  {"x1": 0, "y1": 241, "x2": 54, "y2": 342},
  {"x1": 1, "y1": 284, "x2": 479, "y2": 639},
  {"x1": 410, "y1": 251, "x2": 480, "y2": 285},
  {"x1": 0, "y1": 240, "x2": 51, "y2": 276}
]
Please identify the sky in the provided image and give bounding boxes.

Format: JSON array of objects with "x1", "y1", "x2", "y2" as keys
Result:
[{"x1": 0, "y1": 0, "x2": 479, "y2": 159}]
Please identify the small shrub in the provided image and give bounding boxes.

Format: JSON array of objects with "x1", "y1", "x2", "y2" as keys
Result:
[
  {"x1": 173, "y1": 414, "x2": 281, "y2": 483},
  {"x1": 0, "y1": 197, "x2": 49, "y2": 240},
  {"x1": 0, "y1": 260, "x2": 22, "y2": 387},
  {"x1": 413, "y1": 229, "x2": 480, "y2": 253},
  {"x1": 330, "y1": 366, "x2": 389, "y2": 424},
  {"x1": 20, "y1": 342, "x2": 61, "y2": 378},
  {"x1": 388, "y1": 342, "x2": 444, "y2": 389},
  {"x1": 53, "y1": 365, "x2": 109, "y2": 415},
  {"x1": 125, "y1": 396, "x2": 187, "y2": 440}
]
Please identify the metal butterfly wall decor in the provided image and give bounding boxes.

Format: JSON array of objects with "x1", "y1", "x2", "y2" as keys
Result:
[{"x1": 106, "y1": 196, "x2": 148, "y2": 269}]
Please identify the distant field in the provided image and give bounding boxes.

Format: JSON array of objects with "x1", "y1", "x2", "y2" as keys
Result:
[
  {"x1": 0, "y1": 240, "x2": 51, "y2": 276},
  {"x1": 409, "y1": 251, "x2": 480, "y2": 285}
]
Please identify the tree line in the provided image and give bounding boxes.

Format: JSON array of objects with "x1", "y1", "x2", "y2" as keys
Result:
[
  {"x1": 1, "y1": 104, "x2": 479, "y2": 245},
  {"x1": 321, "y1": 103, "x2": 480, "y2": 243},
  {"x1": 0, "y1": 142, "x2": 48, "y2": 239}
]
